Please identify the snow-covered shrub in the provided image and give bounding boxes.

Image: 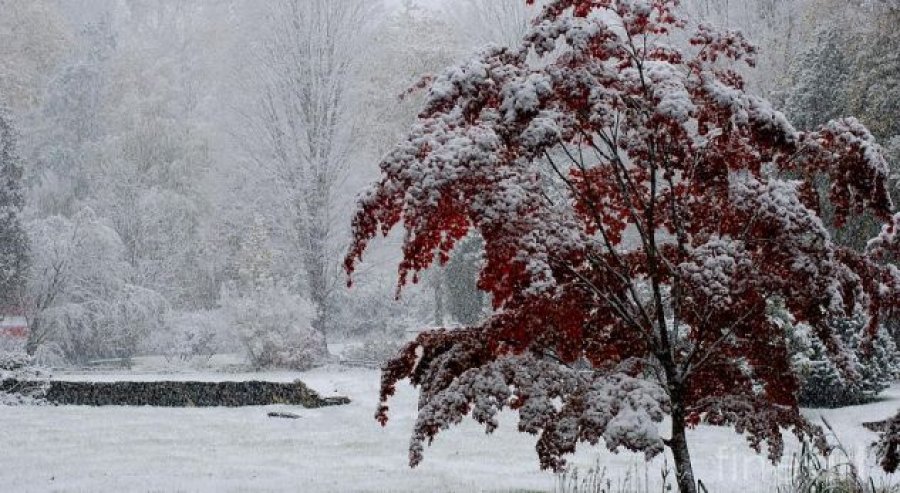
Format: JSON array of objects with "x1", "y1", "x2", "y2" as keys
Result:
[
  {"x1": 0, "y1": 351, "x2": 32, "y2": 378},
  {"x1": 334, "y1": 276, "x2": 430, "y2": 340},
  {"x1": 159, "y1": 310, "x2": 225, "y2": 364},
  {"x1": 25, "y1": 209, "x2": 167, "y2": 363},
  {"x1": 339, "y1": 339, "x2": 403, "y2": 369},
  {"x1": 30, "y1": 342, "x2": 65, "y2": 368},
  {"x1": 790, "y1": 317, "x2": 899, "y2": 408},
  {"x1": 0, "y1": 352, "x2": 48, "y2": 405},
  {"x1": 42, "y1": 284, "x2": 167, "y2": 365},
  {"x1": 222, "y1": 282, "x2": 325, "y2": 370}
]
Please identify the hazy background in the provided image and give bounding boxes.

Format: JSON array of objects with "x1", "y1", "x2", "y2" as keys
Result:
[{"x1": 0, "y1": 0, "x2": 896, "y2": 369}]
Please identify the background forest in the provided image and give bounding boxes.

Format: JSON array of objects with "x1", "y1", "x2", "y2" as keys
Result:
[{"x1": 0, "y1": 0, "x2": 897, "y2": 378}]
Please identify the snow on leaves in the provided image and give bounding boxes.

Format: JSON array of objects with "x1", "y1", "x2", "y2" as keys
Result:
[
  {"x1": 380, "y1": 329, "x2": 668, "y2": 470},
  {"x1": 869, "y1": 213, "x2": 900, "y2": 259},
  {"x1": 677, "y1": 237, "x2": 751, "y2": 308}
]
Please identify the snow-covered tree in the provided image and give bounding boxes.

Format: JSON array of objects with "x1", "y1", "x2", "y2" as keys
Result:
[
  {"x1": 446, "y1": 0, "x2": 546, "y2": 49},
  {"x1": 346, "y1": 2, "x2": 900, "y2": 492},
  {"x1": 221, "y1": 216, "x2": 325, "y2": 369},
  {"x1": 785, "y1": 315, "x2": 900, "y2": 407},
  {"x1": 238, "y1": 0, "x2": 379, "y2": 343},
  {"x1": 0, "y1": 0, "x2": 70, "y2": 113},
  {"x1": 27, "y1": 17, "x2": 117, "y2": 218},
  {"x1": 785, "y1": 2, "x2": 899, "y2": 142},
  {"x1": 844, "y1": 5, "x2": 900, "y2": 141},
  {"x1": 25, "y1": 208, "x2": 166, "y2": 363},
  {"x1": 784, "y1": 27, "x2": 851, "y2": 133},
  {"x1": 0, "y1": 102, "x2": 28, "y2": 310},
  {"x1": 444, "y1": 234, "x2": 487, "y2": 326}
]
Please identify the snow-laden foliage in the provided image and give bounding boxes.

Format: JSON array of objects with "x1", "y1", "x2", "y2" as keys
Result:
[
  {"x1": 222, "y1": 281, "x2": 323, "y2": 371},
  {"x1": 25, "y1": 208, "x2": 167, "y2": 363},
  {"x1": 378, "y1": 333, "x2": 668, "y2": 470},
  {"x1": 786, "y1": 315, "x2": 900, "y2": 407},
  {"x1": 0, "y1": 102, "x2": 28, "y2": 310},
  {"x1": 347, "y1": 1, "x2": 898, "y2": 490},
  {"x1": 0, "y1": 352, "x2": 48, "y2": 405},
  {"x1": 222, "y1": 216, "x2": 326, "y2": 370},
  {"x1": 158, "y1": 310, "x2": 225, "y2": 365}
]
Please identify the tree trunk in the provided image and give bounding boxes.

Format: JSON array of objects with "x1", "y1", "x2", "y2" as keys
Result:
[
  {"x1": 670, "y1": 400, "x2": 698, "y2": 493},
  {"x1": 24, "y1": 320, "x2": 40, "y2": 356},
  {"x1": 300, "y1": 199, "x2": 331, "y2": 359},
  {"x1": 433, "y1": 269, "x2": 444, "y2": 326}
]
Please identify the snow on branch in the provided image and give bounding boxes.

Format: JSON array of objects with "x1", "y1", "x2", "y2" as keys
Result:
[{"x1": 379, "y1": 328, "x2": 668, "y2": 471}]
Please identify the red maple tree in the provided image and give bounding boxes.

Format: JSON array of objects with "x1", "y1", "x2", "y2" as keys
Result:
[{"x1": 345, "y1": 1, "x2": 900, "y2": 491}]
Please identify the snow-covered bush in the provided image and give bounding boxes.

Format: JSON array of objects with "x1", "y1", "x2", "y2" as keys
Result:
[
  {"x1": 0, "y1": 352, "x2": 48, "y2": 405},
  {"x1": 158, "y1": 309, "x2": 225, "y2": 364},
  {"x1": 334, "y1": 276, "x2": 429, "y2": 340},
  {"x1": 222, "y1": 282, "x2": 325, "y2": 370},
  {"x1": 0, "y1": 351, "x2": 32, "y2": 378},
  {"x1": 25, "y1": 209, "x2": 167, "y2": 363},
  {"x1": 339, "y1": 339, "x2": 403, "y2": 369},
  {"x1": 790, "y1": 317, "x2": 900, "y2": 407},
  {"x1": 219, "y1": 213, "x2": 327, "y2": 370}
]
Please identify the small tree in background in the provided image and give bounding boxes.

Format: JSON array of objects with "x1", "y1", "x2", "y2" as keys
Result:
[
  {"x1": 444, "y1": 235, "x2": 487, "y2": 326},
  {"x1": 0, "y1": 101, "x2": 29, "y2": 311},
  {"x1": 790, "y1": 317, "x2": 899, "y2": 407},
  {"x1": 24, "y1": 208, "x2": 166, "y2": 363},
  {"x1": 346, "y1": 1, "x2": 900, "y2": 492},
  {"x1": 222, "y1": 216, "x2": 325, "y2": 370},
  {"x1": 784, "y1": 27, "x2": 851, "y2": 135}
]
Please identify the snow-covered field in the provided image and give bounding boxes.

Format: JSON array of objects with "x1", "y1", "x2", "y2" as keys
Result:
[{"x1": 2, "y1": 358, "x2": 900, "y2": 492}]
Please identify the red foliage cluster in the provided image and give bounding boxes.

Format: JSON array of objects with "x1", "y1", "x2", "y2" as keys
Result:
[{"x1": 346, "y1": 0, "x2": 899, "y2": 488}]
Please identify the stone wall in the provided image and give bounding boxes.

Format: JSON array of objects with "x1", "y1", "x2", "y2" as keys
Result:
[{"x1": 0, "y1": 379, "x2": 350, "y2": 408}]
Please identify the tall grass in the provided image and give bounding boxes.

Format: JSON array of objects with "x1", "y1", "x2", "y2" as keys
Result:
[
  {"x1": 778, "y1": 418, "x2": 899, "y2": 493},
  {"x1": 554, "y1": 458, "x2": 674, "y2": 493}
]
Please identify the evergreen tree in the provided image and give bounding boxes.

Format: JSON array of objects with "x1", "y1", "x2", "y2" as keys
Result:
[
  {"x1": 784, "y1": 27, "x2": 852, "y2": 132},
  {"x1": 845, "y1": 7, "x2": 900, "y2": 141},
  {"x1": 790, "y1": 317, "x2": 899, "y2": 407},
  {"x1": 0, "y1": 101, "x2": 29, "y2": 311}
]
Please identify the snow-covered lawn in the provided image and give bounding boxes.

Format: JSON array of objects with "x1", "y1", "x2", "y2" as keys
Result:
[{"x1": 2, "y1": 360, "x2": 899, "y2": 492}]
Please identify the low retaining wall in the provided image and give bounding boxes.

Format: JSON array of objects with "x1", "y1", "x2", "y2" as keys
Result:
[{"x1": 0, "y1": 379, "x2": 350, "y2": 408}]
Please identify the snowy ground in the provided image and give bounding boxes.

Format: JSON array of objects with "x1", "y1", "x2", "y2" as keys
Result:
[{"x1": 2, "y1": 356, "x2": 900, "y2": 492}]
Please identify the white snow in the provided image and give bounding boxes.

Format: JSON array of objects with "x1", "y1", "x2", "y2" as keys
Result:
[{"x1": 2, "y1": 358, "x2": 900, "y2": 492}]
